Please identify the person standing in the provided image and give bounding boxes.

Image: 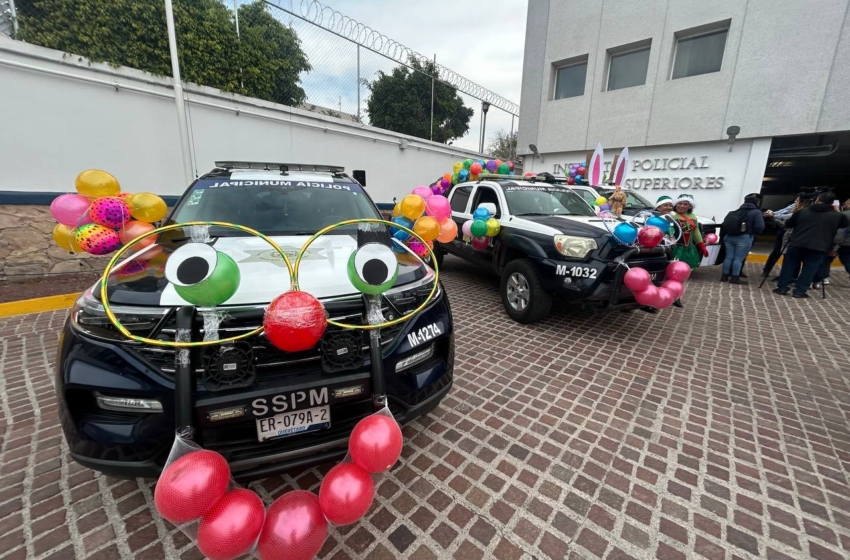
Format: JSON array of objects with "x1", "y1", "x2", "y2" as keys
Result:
[
  {"x1": 671, "y1": 194, "x2": 708, "y2": 269},
  {"x1": 720, "y1": 195, "x2": 765, "y2": 284},
  {"x1": 762, "y1": 196, "x2": 801, "y2": 277},
  {"x1": 655, "y1": 195, "x2": 674, "y2": 215},
  {"x1": 774, "y1": 192, "x2": 850, "y2": 298},
  {"x1": 839, "y1": 198, "x2": 850, "y2": 279}
]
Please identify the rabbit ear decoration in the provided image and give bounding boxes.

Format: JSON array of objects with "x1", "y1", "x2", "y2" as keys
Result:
[
  {"x1": 613, "y1": 147, "x2": 629, "y2": 187},
  {"x1": 588, "y1": 143, "x2": 604, "y2": 186}
]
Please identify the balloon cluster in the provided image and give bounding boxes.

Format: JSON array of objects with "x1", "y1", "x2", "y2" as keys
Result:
[
  {"x1": 624, "y1": 261, "x2": 691, "y2": 310},
  {"x1": 461, "y1": 205, "x2": 500, "y2": 251},
  {"x1": 50, "y1": 169, "x2": 168, "y2": 259},
  {"x1": 391, "y1": 187, "x2": 455, "y2": 258},
  {"x1": 595, "y1": 196, "x2": 611, "y2": 213},
  {"x1": 154, "y1": 410, "x2": 403, "y2": 560},
  {"x1": 566, "y1": 161, "x2": 588, "y2": 185},
  {"x1": 610, "y1": 214, "x2": 675, "y2": 249}
]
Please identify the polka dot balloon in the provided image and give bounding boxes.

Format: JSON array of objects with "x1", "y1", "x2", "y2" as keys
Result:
[
  {"x1": 76, "y1": 224, "x2": 121, "y2": 255},
  {"x1": 89, "y1": 197, "x2": 131, "y2": 228}
]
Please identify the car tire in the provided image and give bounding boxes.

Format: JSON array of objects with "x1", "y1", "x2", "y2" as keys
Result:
[{"x1": 500, "y1": 259, "x2": 552, "y2": 323}]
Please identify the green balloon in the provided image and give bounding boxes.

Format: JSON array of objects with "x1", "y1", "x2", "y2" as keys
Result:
[
  {"x1": 463, "y1": 159, "x2": 473, "y2": 170},
  {"x1": 174, "y1": 252, "x2": 240, "y2": 306},
  {"x1": 497, "y1": 163, "x2": 510, "y2": 174},
  {"x1": 452, "y1": 172, "x2": 459, "y2": 185},
  {"x1": 470, "y1": 219, "x2": 488, "y2": 238}
]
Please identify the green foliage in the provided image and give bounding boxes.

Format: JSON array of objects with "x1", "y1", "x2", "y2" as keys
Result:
[
  {"x1": 366, "y1": 58, "x2": 473, "y2": 144},
  {"x1": 487, "y1": 130, "x2": 517, "y2": 161},
  {"x1": 16, "y1": 0, "x2": 310, "y2": 106}
]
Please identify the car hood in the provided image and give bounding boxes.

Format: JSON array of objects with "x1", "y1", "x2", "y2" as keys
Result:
[
  {"x1": 102, "y1": 235, "x2": 428, "y2": 307},
  {"x1": 508, "y1": 215, "x2": 612, "y2": 239}
]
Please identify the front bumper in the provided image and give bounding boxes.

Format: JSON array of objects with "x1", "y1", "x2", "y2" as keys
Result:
[{"x1": 58, "y1": 291, "x2": 454, "y2": 480}]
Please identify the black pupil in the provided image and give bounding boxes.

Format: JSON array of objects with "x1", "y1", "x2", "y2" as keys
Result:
[
  {"x1": 362, "y1": 259, "x2": 388, "y2": 285},
  {"x1": 176, "y1": 256, "x2": 210, "y2": 285}
]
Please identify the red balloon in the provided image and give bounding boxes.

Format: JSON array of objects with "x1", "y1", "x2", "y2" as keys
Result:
[
  {"x1": 567, "y1": 177, "x2": 576, "y2": 185},
  {"x1": 349, "y1": 414, "x2": 403, "y2": 473},
  {"x1": 264, "y1": 291, "x2": 327, "y2": 353},
  {"x1": 470, "y1": 162, "x2": 483, "y2": 175},
  {"x1": 197, "y1": 489, "x2": 265, "y2": 560},
  {"x1": 507, "y1": 161, "x2": 515, "y2": 171},
  {"x1": 637, "y1": 226, "x2": 664, "y2": 248},
  {"x1": 623, "y1": 268, "x2": 651, "y2": 292},
  {"x1": 259, "y1": 491, "x2": 327, "y2": 560},
  {"x1": 154, "y1": 450, "x2": 230, "y2": 524},
  {"x1": 318, "y1": 463, "x2": 375, "y2": 525},
  {"x1": 662, "y1": 279, "x2": 685, "y2": 299},
  {"x1": 634, "y1": 284, "x2": 659, "y2": 307},
  {"x1": 666, "y1": 260, "x2": 692, "y2": 282},
  {"x1": 577, "y1": 166, "x2": 587, "y2": 175}
]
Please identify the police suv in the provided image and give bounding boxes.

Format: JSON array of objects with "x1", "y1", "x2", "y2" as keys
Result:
[{"x1": 435, "y1": 176, "x2": 671, "y2": 323}]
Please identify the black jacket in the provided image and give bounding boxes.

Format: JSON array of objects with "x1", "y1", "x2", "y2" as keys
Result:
[
  {"x1": 739, "y1": 203, "x2": 765, "y2": 236},
  {"x1": 786, "y1": 204, "x2": 850, "y2": 252}
]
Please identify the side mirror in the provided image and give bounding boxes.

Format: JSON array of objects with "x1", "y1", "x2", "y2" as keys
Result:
[
  {"x1": 353, "y1": 170, "x2": 366, "y2": 186},
  {"x1": 480, "y1": 202, "x2": 498, "y2": 216}
]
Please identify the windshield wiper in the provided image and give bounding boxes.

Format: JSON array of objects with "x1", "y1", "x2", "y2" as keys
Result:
[{"x1": 515, "y1": 212, "x2": 551, "y2": 216}]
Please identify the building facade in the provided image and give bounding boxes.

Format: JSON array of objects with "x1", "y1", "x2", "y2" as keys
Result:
[{"x1": 517, "y1": 0, "x2": 850, "y2": 220}]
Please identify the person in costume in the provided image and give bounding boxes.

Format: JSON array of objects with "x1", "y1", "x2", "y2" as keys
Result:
[
  {"x1": 671, "y1": 194, "x2": 708, "y2": 269},
  {"x1": 655, "y1": 195, "x2": 674, "y2": 215}
]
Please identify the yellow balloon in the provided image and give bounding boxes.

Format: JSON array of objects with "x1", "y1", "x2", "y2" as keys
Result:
[
  {"x1": 75, "y1": 169, "x2": 121, "y2": 199},
  {"x1": 399, "y1": 194, "x2": 426, "y2": 221},
  {"x1": 485, "y1": 217, "x2": 501, "y2": 237},
  {"x1": 413, "y1": 216, "x2": 440, "y2": 242},
  {"x1": 129, "y1": 192, "x2": 168, "y2": 223},
  {"x1": 595, "y1": 196, "x2": 608, "y2": 206},
  {"x1": 452, "y1": 162, "x2": 463, "y2": 174},
  {"x1": 52, "y1": 223, "x2": 82, "y2": 252},
  {"x1": 392, "y1": 202, "x2": 401, "y2": 217}
]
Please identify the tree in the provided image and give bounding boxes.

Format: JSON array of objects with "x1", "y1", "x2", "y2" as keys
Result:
[
  {"x1": 16, "y1": 0, "x2": 310, "y2": 106},
  {"x1": 366, "y1": 58, "x2": 473, "y2": 143},
  {"x1": 487, "y1": 130, "x2": 517, "y2": 161}
]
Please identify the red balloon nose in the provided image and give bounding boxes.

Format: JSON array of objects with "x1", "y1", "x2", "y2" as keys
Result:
[{"x1": 264, "y1": 291, "x2": 327, "y2": 353}]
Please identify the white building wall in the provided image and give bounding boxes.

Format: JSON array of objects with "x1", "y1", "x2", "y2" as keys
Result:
[{"x1": 0, "y1": 38, "x2": 486, "y2": 203}]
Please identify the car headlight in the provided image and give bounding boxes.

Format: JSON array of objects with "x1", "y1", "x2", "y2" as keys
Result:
[
  {"x1": 554, "y1": 235, "x2": 597, "y2": 259},
  {"x1": 71, "y1": 286, "x2": 168, "y2": 340},
  {"x1": 383, "y1": 269, "x2": 440, "y2": 316}
]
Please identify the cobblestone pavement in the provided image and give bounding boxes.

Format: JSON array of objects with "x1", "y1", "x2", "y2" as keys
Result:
[{"x1": 1, "y1": 259, "x2": 850, "y2": 560}]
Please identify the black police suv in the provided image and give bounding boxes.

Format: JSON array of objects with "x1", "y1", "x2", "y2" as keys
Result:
[
  {"x1": 57, "y1": 163, "x2": 454, "y2": 480},
  {"x1": 435, "y1": 176, "x2": 671, "y2": 323}
]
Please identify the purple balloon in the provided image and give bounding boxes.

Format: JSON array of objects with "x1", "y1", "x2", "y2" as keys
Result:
[
  {"x1": 485, "y1": 160, "x2": 498, "y2": 172},
  {"x1": 440, "y1": 178, "x2": 451, "y2": 189},
  {"x1": 462, "y1": 220, "x2": 473, "y2": 238},
  {"x1": 431, "y1": 184, "x2": 442, "y2": 195},
  {"x1": 600, "y1": 204, "x2": 611, "y2": 210}
]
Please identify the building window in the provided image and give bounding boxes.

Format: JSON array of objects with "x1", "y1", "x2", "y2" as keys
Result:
[
  {"x1": 554, "y1": 62, "x2": 587, "y2": 99},
  {"x1": 607, "y1": 45, "x2": 651, "y2": 91},
  {"x1": 672, "y1": 29, "x2": 728, "y2": 79}
]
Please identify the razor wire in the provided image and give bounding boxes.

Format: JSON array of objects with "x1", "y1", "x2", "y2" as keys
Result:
[{"x1": 265, "y1": 0, "x2": 520, "y2": 116}]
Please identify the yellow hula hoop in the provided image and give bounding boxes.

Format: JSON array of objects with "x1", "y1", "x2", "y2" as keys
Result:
[
  {"x1": 292, "y1": 218, "x2": 440, "y2": 331},
  {"x1": 100, "y1": 221, "x2": 294, "y2": 348}
]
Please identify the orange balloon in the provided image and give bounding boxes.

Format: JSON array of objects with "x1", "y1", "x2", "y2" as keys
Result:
[
  {"x1": 442, "y1": 173, "x2": 452, "y2": 183},
  {"x1": 400, "y1": 194, "x2": 426, "y2": 221},
  {"x1": 437, "y1": 219, "x2": 458, "y2": 243},
  {"x1": 413, "y1": 216, "x2": 440, "y2": 242},
  {"x1": 495, "y1": 159, "x2": 503, "y2": 168},
  {"x1": 119, "y1": 220, "x2": 156, "y2": 248}
]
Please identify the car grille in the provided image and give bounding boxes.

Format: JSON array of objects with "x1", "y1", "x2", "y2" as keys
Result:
[{"x1": 131, "y1": 295, "x2": 403, "y2": 387}]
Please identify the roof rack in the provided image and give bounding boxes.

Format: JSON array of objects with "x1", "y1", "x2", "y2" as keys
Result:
[{"x1": 214, "y1": 162, "x2": 345, "y2": 173}]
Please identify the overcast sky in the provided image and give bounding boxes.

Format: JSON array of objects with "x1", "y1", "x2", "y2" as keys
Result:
[{"x1": 265, "y1": 0, "x2": 529, "y2": 153}]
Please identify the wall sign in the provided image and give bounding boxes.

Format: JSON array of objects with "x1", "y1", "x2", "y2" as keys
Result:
[{"x1": 555, "y1": 156, "x2": 725, "y2": 190}]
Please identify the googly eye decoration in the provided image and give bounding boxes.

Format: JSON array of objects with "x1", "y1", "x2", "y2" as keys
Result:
[
  {"x1": 164, "y1": 243, "x2": 241, "y2": 307},
  {"x1": 347, "y1": 243, "x2": 399, "y2": 295}
]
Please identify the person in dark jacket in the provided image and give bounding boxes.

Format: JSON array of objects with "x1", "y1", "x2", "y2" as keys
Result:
[
  {"x1": 721, "y1": 194, "x2": 765, "y2": 284},
  {"x1": 774, "y1": 192, "x2": 850, "y2": 298}
]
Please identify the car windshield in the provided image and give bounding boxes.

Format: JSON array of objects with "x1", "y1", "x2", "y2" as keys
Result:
[
  {"x1": 598, "y1": 189, "x2": 653, "y2": 210},
  {"x1": 504, "y1": 185, "x2": 595, "y2": 217},
  {"x1": 169, "y1": 178, "x2": 380, "y2": 235}
]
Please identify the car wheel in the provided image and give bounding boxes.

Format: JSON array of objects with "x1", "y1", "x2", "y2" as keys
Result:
[{"x1": 500, "y1": 259, "x2": 552, "y2": 323}]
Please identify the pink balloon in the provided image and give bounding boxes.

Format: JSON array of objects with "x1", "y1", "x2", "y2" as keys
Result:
[
  {"x1": 462, "y1": 220, "x2": 473, "y2": 238},
  {"x1": 662, "y1": 279, "x2": 685, "y2": 299},
  {"x1": 471, "y1": 237, "x2": 489, "y2": 251},
  {"x1": 634, "y1": 284, "x2": 659, "y2": 307},
  {"x1": 623, "y1": 268, "x2": 651, "y2": 292},
  {"x1": 666, "y1": 261, "x2": 691, "y2": 282},
  {"x1": 705, "y1": 233, "x2": 719, "y2": 245},
  {"x1": 425, "y1": 195, "x2": 451, "y2": 223},
  {"x1": 412, "y1": 186, "x2": 433, "y2": 200},
  {"x1": 50, "y1": 194, "x2": 93, "y2": 227},
  {"x1": 655, "y1": 287, "x2": 676, "y2": 309}
]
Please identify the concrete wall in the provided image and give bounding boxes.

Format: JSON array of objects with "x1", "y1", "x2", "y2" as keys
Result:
[
  {"x1": 518, "y1": 0, "x2": 850, "y2": 155},
  {"x1": 0, "y1": 37, "x2": 486, "y2": 203}
]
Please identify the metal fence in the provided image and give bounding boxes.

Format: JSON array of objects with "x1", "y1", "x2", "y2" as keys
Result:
[{"x1": 3, "y1": 0, "x2": 519, "y2": 158}]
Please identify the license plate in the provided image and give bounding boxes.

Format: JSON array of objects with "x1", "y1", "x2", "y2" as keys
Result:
[{"x1": 256, "y1": 405, "x2": 330, "y2": 442}]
